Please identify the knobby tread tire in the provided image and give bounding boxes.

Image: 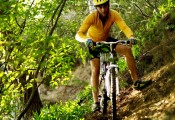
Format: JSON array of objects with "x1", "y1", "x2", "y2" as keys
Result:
[
  {"x1": 111, "y1": 68, "x2": 116, "y2": 120},
  {"x1": 101, "y1": 89, "x2": 108, "y2": 114}
]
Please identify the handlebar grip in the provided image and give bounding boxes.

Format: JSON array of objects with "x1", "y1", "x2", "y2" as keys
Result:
[{"x1": 129, "y1": 39, "x2": 137, "y2": 45}]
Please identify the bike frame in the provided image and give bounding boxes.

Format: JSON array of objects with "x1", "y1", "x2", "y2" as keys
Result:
[{"x1": 98, "y1": 40, "x2": 134, "y2": 120}]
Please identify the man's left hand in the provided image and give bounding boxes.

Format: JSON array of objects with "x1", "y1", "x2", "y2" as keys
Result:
[{"x1": 129, "y1": 37, "x2": 137, "y2": 45}]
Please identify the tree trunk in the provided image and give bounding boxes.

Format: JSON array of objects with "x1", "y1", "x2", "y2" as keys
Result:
[
  {"x1": 23, "y1": 82, "x2": 43, "y2": 120},
  {"x1": 88, "y1": 0, "x2": 95, "y2": 13},
  {"x1": 18, "y1": 72, "x2": 43, "y2": 120}
]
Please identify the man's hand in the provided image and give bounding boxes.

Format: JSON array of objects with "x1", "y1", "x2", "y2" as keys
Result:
[
  {"x1": 129, "y1": 37, "x2": 137, "y2": 45},
  {"x1": 86, "y1": 39, "x2": 94, "y2": 49}
]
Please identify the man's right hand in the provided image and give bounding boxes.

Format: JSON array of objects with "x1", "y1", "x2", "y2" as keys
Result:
[{"x1": 86, "y1": 39, "x2": 94, "y2": 49}]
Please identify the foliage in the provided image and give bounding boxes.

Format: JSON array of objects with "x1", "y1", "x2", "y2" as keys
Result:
[
  {"x1": 0, "y1": 0, "x2": 86, "y2": 118},
  {"x1": 0, "y1": 0, "x2": 175, "y2": 119},
  {"x1": 0, "y1": 83, "x2": 22, "y2": 120},
  {"x1": 34, "y1": 102, "x2": 89, "y2": 120},
  {"x1": 33, "y1": 86, "x2": 93, "y2": 120}
]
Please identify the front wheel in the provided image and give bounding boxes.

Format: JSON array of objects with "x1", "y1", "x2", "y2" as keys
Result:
[{"x1": 111, "y1": 68, "x2": 117, "y2": 119}]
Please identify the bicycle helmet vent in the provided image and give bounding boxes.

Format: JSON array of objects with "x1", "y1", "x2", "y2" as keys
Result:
[{"x1": 93, "y1": 0, "x2": 109, "y2": 6}]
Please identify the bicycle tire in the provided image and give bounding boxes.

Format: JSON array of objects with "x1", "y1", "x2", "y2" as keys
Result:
[
  {"x1": 101, "y1": 88, "x2": 108, "y2": 114},
  {"x1": 111, "y1": 67, "x2": 116, "y2": 119}
]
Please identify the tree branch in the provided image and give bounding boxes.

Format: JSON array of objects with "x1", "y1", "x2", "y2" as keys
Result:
[
  {"x1": 14, "y1": 0, "x2": 35, "y2": 34},
  {"x1": 20, "y1": 0, "x2": 35, "y2": 34},
  {"x1": 144, "y1": 0, "x2": 159, "y2": 13},
  {"x1": 134, "y1": 3, "x2": 150, "y2": 18},
  {"x1": 49, "y1": 0, "x2": 67, "y2": 36},
  {"x1": 50, "y1": 1, "x2": 63, "y2": 27}
]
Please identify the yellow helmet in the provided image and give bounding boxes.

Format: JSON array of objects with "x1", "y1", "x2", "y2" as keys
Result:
[{"x1": 93, "y1": 0, "x2": 109, "y2": 6}]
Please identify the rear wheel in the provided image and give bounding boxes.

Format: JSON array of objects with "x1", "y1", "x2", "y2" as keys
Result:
[{"x1": 101, "y1": 89, "x2": 108, "y2": 114}]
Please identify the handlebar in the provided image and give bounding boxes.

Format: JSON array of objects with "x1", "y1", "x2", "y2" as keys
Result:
[
  {"x1": 97, "y1": 39, "x2": 137, "y2": 45},
  {"x1": 94, "y1": 39, "x2": 137, "y2": 53}
]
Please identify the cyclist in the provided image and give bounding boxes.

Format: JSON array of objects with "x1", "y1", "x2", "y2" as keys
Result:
[{"x1": 75, "y1": 0, "x2": 151, "y2": 112}]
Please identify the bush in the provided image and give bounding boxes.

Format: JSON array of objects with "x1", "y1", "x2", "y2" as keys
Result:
[{"x1": 34, "y1": 86, "x2": 93, "y2": 120}]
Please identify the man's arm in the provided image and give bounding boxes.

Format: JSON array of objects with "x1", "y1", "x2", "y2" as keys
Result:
[
  {"x1": 75, "y1": 14, "x2": 93, "y2": 42},
  {"x1": 75, "y1": 24, "x2": 90, "y2": 42},
  {"x1": 113, "y1": 11, "x2": 134, "y2": 38},
  {"x1": 117, "y1": 20, "x2": 134, "y2": 38}
]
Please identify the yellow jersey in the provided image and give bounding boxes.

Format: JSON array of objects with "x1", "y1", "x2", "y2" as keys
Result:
[{"x1": 75, "y1": 9, "x2": 134, "y2": 42}]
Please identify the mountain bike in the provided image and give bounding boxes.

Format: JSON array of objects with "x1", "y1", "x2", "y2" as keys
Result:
[{"x1": 97, "y1": 39, "x2": 136, "y2": 120}]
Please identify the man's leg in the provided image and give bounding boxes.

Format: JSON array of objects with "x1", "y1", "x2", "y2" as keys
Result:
[
  {"x1": 115, "y1": 44, "x2": 138, "y2": 81},
  {"x1": 90, "y1": 58, "x2": 100, "y2": 103},
  {"x1": 115, "y1": 44, "x2": 152, "y2": 90}
]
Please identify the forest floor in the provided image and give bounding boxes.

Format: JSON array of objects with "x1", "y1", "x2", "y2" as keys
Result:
[{"x1": 39, "y1": 31, "x2": 175, "y2": 120}]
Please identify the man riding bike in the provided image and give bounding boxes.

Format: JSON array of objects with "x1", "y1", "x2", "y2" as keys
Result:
[{"x1": 75, "y1": 0, "x2": 151, "y2": 112}]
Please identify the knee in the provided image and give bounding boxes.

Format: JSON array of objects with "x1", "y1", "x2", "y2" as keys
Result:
[
  {"x1": 116, "y1": 45, "x2": 133, "y2": 55},
  {"x1": 90, "y1": 58, "x2": 100, "y2": 75},
  {"x1": 125, "y1": 46, "x2": 132, "y2": 51},
  {"x1": 123, "y1": 46, "x2": 132, "y2": 56},
  {"x1": 91, "y1": 66, "x2": 100, "y2": 75}
]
